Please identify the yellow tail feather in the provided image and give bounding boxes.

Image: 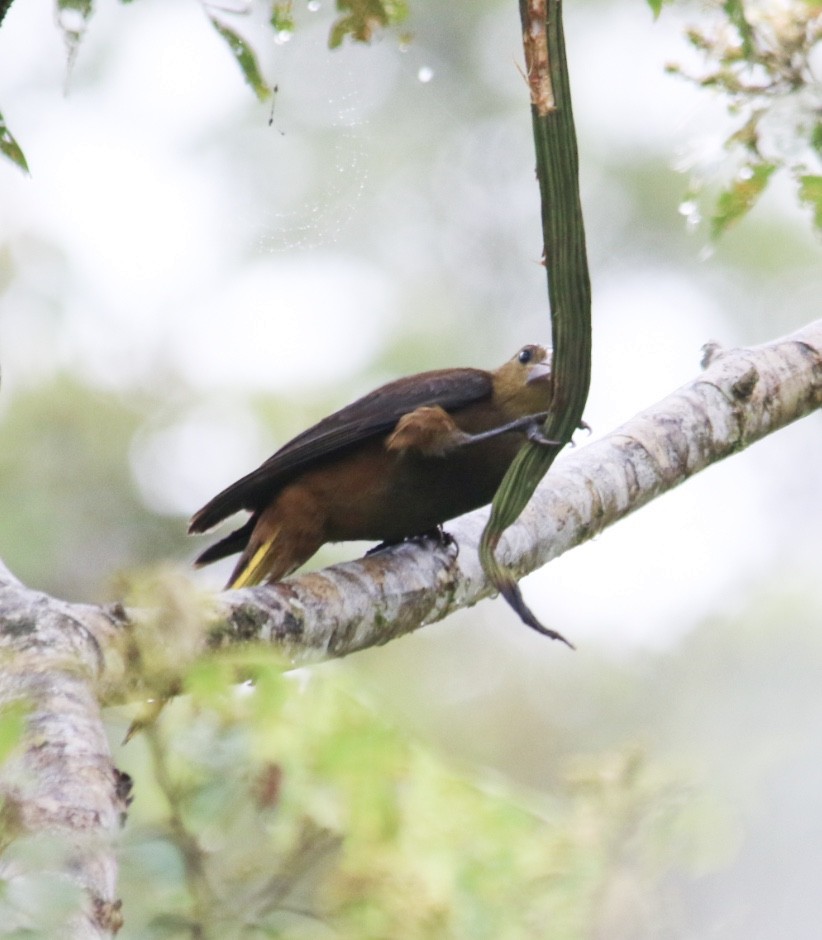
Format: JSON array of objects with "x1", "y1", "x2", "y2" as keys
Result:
[{"x1": 229, "y1": 540, "x2": 275, "y2": 589}]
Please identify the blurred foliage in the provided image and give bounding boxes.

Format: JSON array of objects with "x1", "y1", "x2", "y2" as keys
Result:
[
  {"x1": 665, "y1": 0, "x2": 822, "y2": 234},
  {"x1": 0, "y1": 860, "x2": 87, "y2": 937},
  {"x1": 710, "y1": 158, "x2": 777, "y2": 235},
  {"x1": 78, "y1": 586, "x2": 822, "y2": 938},
  {"x1": 328, "y1": 0, "x2": 409, "y2": 48},
  {"x1": 1, "y1": 0, "x2": 411, "y2": 173},
  {"x1": 270, "y1": 1, "x2": 297, "y2": 33},
  {"x1": 2, "y1": 0, "x2": 819, "y2": 242},
  {"x1": 0, "y1": 375, "x2": 188, "y2": 602},
  {"x1": 206, "y1": 0, "x2": 411, "y2": 100},
  {"x1": 208, "y1": 17, "x2": 273, "y2": 103},
  {"x1": 0, "y1": 589, "x2": 817, "y2": 939},
  {"x1": 0, "y1": 112, "x2": 27, "y2": 175},
  {"x1": 103, "y1": 654, "x2": 718, "y2": 940}
]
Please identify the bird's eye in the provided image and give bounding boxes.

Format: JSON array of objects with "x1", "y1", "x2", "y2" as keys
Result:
[{"x1": 518, "y1": 347, "x2": 533, "y2": 364}]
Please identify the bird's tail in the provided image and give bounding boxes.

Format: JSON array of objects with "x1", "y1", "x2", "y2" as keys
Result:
[
  {"x1": 192, "y1": 517, "x2": 280, "y2": 587},
  {"x1": 228, "y1": 535, "x2": 282, "y2": 589},
  {"x1": 224, "y1": 496, "x2": 324, "y2": 589}
]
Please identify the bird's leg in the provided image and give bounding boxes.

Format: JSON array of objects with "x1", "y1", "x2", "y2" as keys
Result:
[
  {"x1": 387, "y1": 406, "x2": 559, "y2": 458},
  {"x1": 457, "y1": 412, "x2": 559, "y2": 448}
]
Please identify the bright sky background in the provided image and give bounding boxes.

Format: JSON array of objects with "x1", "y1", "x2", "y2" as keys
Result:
[{"x1": 0, "y1": 0, "x2": 820, "y2": 652}]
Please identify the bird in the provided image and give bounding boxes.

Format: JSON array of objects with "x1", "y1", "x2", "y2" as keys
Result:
[{"x1": 189, "y1": 344, "x2": 554, "y2": 589}]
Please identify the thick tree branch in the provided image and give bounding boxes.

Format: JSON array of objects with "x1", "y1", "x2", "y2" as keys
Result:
[
  {"x1": 0, "y1": 563, "x2": 128, "y2": 938},
  {"x1": 212, "y1": 318, "x2": 821, "y2": 659},
  {"x1": 2, "y1": 321, "x2": 819, "y2": 681}
]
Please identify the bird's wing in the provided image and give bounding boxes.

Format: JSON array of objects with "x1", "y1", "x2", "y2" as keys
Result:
[{"x1": 189, "y1": 367, "x2": 492, "y2": 533}]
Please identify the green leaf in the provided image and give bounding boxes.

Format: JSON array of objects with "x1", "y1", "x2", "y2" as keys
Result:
[
  {"x1": 329, "y1": 0, "x2": 408, "y2": 49},
  {"x1": 811, "y1": 122, "x2": 822, "y2": 157},
  {"x1": 710, "y1": 162, "x2": 776, "y2": 236},
  {"x1": 645, "y1": 0, "x2": 668, "y2": 20},
  {"x1": 185, "y1": 657, "x2": 232, "y2": 708},
  {"x1": 0, "y1": 111, "x2": 29, "y2": 174},
  {"x1": 479, "y1": 0, "x2": 590, "y2": 638},
  {"x1": 270, "y1": 1, "x2": 295, "y2": 33},
  {"x1": 209, "y1": 17, "x2": 271, "y2": 102},
  {"x1": 798, "y1": 174, "x2": 822, "y2": 230},
  {"x1": 722, "y1": 0, "x2": 756, "y2": 58}
]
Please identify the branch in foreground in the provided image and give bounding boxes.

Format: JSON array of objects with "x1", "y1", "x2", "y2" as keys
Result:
[
  {"x1": 0, "y1": 562, "x2": 129, "y2": 937},
  {"x1": 214, "y1": 319, "x2": 821, "y2": 660}
]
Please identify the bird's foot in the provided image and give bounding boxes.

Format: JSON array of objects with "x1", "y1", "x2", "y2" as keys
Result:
[
  {"x1": 414, "y1": 525, "x2": 457, "y2": 549},
  {"x1": 460, "y1": 412, "x2": 560, "y2": 448},
  {"x1": 524, "y1": 419, "x2": 560, "y2": 447},
  {"x1": 366, "y1": 527, "x2": 458, "y2": 557},
  {"x1": 413, "y1": 526, "x2": 460, "y2": 561}
]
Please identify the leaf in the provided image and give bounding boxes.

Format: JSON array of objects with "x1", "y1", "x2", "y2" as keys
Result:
[
  {"x1": 270, "y1": 1, "x2": 295, "y2": 32},
  {"x1": 209, "y1": 17, "x2": 271, "y2": 102},
  {"x1": 478, "y1": 442, "x2": 575, "y2": 649},
  {"x1": 329, "y1": 0, "x2": 408, "y2": 49},
  {"x1": 0, "y1": 111, "x2": 29, "y2": 174},
  {"x1": 479, "y1": 0, "x2": 591, "y2": 638},
  {"x1": 645, "y1": 0, "x2": 668, "y2": 20},
  {"x1": 710, "y1": 162, "x2": 776, "y2": 236},
  {"x1": 798, "y1": 175, "x2": 822, "y2": 230},
  {"x1": 722, "y1": 0, "x2": 756, "y2": 58}
]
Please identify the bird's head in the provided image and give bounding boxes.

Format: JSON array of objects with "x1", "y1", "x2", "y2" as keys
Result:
[{"x1": 492, "y1": 344, "x2": 553, "y2": 415}]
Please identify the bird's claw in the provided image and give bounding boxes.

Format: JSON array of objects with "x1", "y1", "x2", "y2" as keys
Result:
[
  {"x1": 414, "y1": 526, "x2": 458, "y2": 550},
  {"x1": 525, "y1": 422, "x2": 561, "y2": 447}
]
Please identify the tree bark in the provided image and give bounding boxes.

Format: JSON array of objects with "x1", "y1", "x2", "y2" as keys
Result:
[{"x1": 0, "y1": 564, "x2": 128, "y2": 937}]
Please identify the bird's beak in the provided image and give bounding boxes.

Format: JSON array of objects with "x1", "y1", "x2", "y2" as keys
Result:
[{"x1": 526, "y1": 362, "x2": 552, "y2": 384}]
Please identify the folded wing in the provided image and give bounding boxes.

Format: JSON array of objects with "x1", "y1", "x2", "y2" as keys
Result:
[{"x1": 188, "y1": 367, "x2": 493, "y2": 535}]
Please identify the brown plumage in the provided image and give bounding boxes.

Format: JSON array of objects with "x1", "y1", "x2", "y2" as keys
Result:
[{"x1": 189, "y1": 344, "x2": 553, "y2": 588}]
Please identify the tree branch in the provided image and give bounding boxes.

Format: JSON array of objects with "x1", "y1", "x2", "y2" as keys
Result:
[
  {"x1": 212, "y1": 318, "x2": 821, "y2": 659},
  {"x1": 3, "y1": 321, "x2": 819, "y2": 680},
  {"x1": 0, "y1": 563, "x2": 129, "y2": 937}
]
